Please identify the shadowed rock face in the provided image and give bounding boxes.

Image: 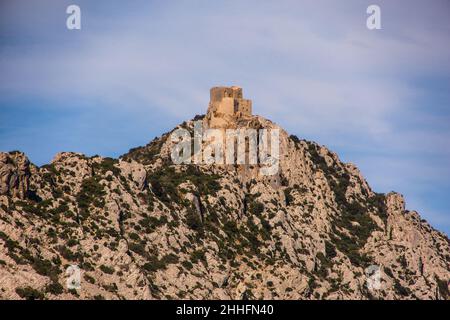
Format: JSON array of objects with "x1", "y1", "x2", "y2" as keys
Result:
[
  {"x1": 0, "y1": 152, "x2": 31, "y2": 199},
  {"x1": 0, "y1": 90, "x2": 448, "y2": 300}
]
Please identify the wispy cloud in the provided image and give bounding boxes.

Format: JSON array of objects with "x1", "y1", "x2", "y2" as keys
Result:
[{"x1": 0, "y1": 0, "x2": 449, "y2": 234}]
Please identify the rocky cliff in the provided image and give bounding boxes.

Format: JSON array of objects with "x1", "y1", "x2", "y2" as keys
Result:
[{"x1": 0, "y1": 96, "x2": 449, "y2": 300}]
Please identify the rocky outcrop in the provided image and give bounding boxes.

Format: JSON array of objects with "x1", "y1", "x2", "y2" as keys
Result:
[
  {"x1": 0, "y1": 152, "x2": 31, "y2": 199},
  {"x1": 118, "y1": 160, "x2": 147, "y2": 191}
]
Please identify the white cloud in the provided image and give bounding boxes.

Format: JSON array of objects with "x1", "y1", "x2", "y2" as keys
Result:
[{"x1": 1, "y1": 0, "x2": 449, "y2": 233}]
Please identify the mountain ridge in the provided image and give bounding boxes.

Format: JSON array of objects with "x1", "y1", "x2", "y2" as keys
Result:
[{"x1": 0, "y1": 99, "x2": 449, "y2": 300}]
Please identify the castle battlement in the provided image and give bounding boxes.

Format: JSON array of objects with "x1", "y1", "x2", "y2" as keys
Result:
[{"x1": 206, "y1": 86, "x2": 252, "y2": 127}]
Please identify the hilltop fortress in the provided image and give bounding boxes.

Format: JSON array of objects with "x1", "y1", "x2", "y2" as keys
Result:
[
  {"x1": 0, "y1": 86, "x2": 448, "y2": 301},
  {"x1": 206, "y1": 86, "x2": 253, "y2": 128}
]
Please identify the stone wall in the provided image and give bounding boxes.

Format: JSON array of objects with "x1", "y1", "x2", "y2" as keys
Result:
[{"x1": 206, "y1": 86, "x2": 253, "y2": 127}]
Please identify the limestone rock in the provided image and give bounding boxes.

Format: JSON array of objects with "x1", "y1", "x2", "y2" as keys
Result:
[
  {"x1": 0, "y1": 87, "x2": 448, "y2": 300},
  {"x1": 0, "y1": 152, "x2": 31, "y2": 199}
]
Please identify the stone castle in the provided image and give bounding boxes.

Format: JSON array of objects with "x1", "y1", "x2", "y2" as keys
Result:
[{"x1": 206, "y1": 86, "x2": 252, "y2": 127}]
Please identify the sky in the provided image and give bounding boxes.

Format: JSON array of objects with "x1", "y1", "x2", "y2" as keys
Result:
[{"x1": 0, "y1": 0, "x2": 449, "y2": 235}]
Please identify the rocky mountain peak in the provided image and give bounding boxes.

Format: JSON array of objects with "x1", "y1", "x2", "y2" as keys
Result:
[{"x1": 0, "y1": 88, "x2": 448, "y2": 300}]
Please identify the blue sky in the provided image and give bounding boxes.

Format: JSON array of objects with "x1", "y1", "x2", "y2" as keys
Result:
[{"x1": 1, "y1": 0, "x2": 449, "y2": 235}]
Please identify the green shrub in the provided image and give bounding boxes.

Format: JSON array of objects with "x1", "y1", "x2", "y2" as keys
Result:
[
  {"x1": 249, "y1": 201, "x2": 264, "y2": 216},
  {"x1": 143, "y1": 262, "x2": 158, "y2": 272},
  {"x1": 148, "y1": 166, "x2": 220, "y2": 204},
  {"x1": 289, "y1": 135, "x2": 300, "y2": 144},
  {"x1": 143, "y1": 256, "x2": 164, "y2": 272},
  {"x1": 45, "y1": 282, "x2": 63, "y2": 295},
  {"x1": 181, "y1": 260, "x2": 193, "y2": 270},
  {"x1": 142, "y1": 253, "x2": 178, "y2": 272},
  {"x1": 16, "y1": 287, "x2": 45, "y2": 300},
  {"x1": 284, "y1": 188, "x2": 294, "y2": 206},
  {"x1": 85, "y1": 274, "x2": 96, "y2": 284},
  {"x1": 58, "y1": 246, "x2": 80, "y2": 261},
  {"x1": 93, "y1": 157, "x2": 120, "y2": 175},
  {"x1": 76, "y1": 177, "x2": 106, "y2": 213},
  {"x1": 325, "y1": 241, "x2": 337, "y2": 259},
  {"x1": 330, "y1": 190, "x2": 378, "y2": 268},
  {"x1": 66, "y1": 239, "x2": 78, "y2": 247},
  {"x1": 307, "y1": 143, "x2": 330, "y2": 173},
  {"x1": 436, "y1": 278, "x2": 448, "y2": 299},
  {"x1": 32, "y1": 257, "x2": 60, "y2": 278},
  {"x1": 315, "y1": 252, "x2": 331, "y2": 278},
  {"x1": 129, "y1": 232, "x2": 140, "y2": 241},
  {"x1": 100, "y1": 265, "x2": 115, "y2": 274},
  {"x1": 190, "y1": 250, "x2": 206, "y2": 265},
  {"x1": 186, "y1": 208, "x2": 203, "y2": 233},
  {"x1": 138, "y1": 215, "x2": 168, "y2": 232},
  {"x1": 161, "y1": 253, "x2": 179, "y2": 265},
  {"x1": 223, "y1": 220, "x2": 239, "y2": 239},
  {"x1": 129, "y1": 242, "x2": 146, "y2": 257},
  {"x1": 122, "y1": 136, "x2": 167, "y2": 164},
  {"x1": 394, "y1": 280, "x2": 411, "y2": 296}
]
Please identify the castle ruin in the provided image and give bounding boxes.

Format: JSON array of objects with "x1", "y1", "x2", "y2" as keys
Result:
[{"x1": 206, "y1": 86, "x2": 252, "y2": 127}]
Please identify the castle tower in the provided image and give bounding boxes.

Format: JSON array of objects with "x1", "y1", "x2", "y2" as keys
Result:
[{"x1": 206, "y1": 86, "x2": 252, "y2": 127}]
